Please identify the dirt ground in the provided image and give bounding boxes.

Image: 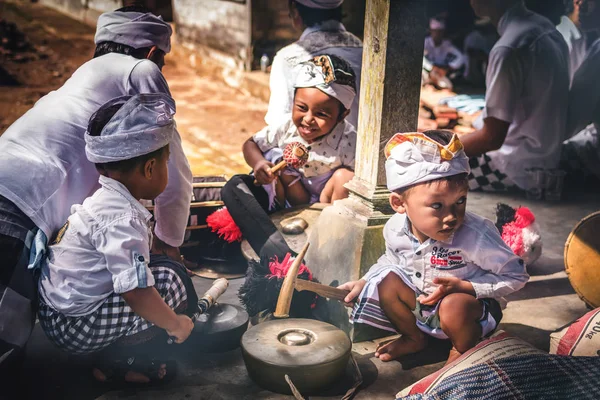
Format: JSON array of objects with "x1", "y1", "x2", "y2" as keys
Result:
[{"x1": 0, "y1": 0, "x2": 267, "y2": 177}]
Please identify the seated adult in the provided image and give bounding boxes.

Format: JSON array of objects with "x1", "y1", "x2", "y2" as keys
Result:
[
  {"x1": 0, "y1": 6, "x2": 192, "y2": 374},
  {"x1": 563, "y1": 38, "x2": 600, "y2": 180},
  {"x1": 460, "y1": 0, "x2": 569, "y2": 191},
  {"x1": 424, "y1": 18, "x2": 466, "y2": 82},
  {"x1": 265, "y1": 0, "x2": 363, "y2": 129},
  {"x1": 556, "y1": 0, "x2": 592, "y2": 83}
]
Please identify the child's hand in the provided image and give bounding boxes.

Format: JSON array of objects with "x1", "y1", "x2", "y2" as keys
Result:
[
  {"x1": 166, "y1": 314, "x2": 194, "y2": 344},
  {"x1": 254, "y1": 159, "x2": 276, "y2": 185},
  {"x1": 338, "y1": 279, "x2": 367, "y2": 306},
  {"x1": 417, "y1": 277, "x2": 475, "y2": 306}
]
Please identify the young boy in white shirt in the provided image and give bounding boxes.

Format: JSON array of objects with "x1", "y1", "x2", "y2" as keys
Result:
[
  {"x1": 339, "y1": 130, "x2": 529, "y2": 365},
  {"x1": 38, "y1": 94, "x2": 197, "y2": 385}
]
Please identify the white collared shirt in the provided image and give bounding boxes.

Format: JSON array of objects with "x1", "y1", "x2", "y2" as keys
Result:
[
  {"x1": 567, "y1": 39, "x2": 600, "y2": 137},
  {"x1": 363, "y1": 212, "x2": 529, "y2": 300},
  {"x1": 483, "y1": 3, "x2": 569, "y2": 188},
  {"x1": 265, "y1": 20, "x2": 363, "y2": 128},
  {"x1": 0, "y1": 53, "x2": 192, "y2": 247},
  {"x1": 252, "y1": 116, "x2": 355, "y2": 181},
  {"x1": 39, "y1": 176, "x2": 155, "y2": 316},
  {"x1": 556, "y1": 15, "x2": 587, "y2": 83},
  {"x1": 424, "y1": 36, "x2": 466, "y2": 70}
]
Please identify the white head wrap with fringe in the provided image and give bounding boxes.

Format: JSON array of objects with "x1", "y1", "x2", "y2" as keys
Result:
[{"x1": 85, "y1": 93, "x2": 176, "y2": 163}]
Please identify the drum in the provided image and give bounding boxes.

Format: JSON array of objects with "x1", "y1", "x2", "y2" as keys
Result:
[{"x1": 564, "y1": 211, "x2": 600, "y2": 308}]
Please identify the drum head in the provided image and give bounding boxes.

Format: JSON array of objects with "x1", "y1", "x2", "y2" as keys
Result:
[{"x1": 565, "y1": 211, "x2": 600, "y2": 308}]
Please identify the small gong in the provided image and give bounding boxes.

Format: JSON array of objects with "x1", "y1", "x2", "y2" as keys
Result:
[
  {"x1": 187, "y1": 303, "x2": 249, "y2": 352},
  {"x1": 280, "y1": 217, "x2": 309, "y2": 235},
  {"x1": 241, "y1": 318, "x2": 351, "y2": 395}
]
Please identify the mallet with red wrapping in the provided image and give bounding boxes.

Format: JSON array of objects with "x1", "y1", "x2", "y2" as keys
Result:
[{"x1": 253, "y1": 142, "x2": 309, "y2": 185}]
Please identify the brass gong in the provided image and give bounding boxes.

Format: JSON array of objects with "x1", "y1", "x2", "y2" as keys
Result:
[
  {"x1": 565, "y1": 211, "x2": 600, "y2": 308},
  {"x1": 241, "y1": 318, "x2": 351, "y2": 395}
]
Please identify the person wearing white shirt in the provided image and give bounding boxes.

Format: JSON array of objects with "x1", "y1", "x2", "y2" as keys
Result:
[
  {"x1": 460, "y1": 0, "x2": 569, "y2": 191},
  {"x1": 424, "y1": 18, "x2": 466, "y2": 79},
  {"x1": 339, "y1": 131, "x2": 528, "y2": 365},
  {"x1": 556, "y1": 0, "x2": 592, "y2": 83},
  {"x1": 0, "y1": 6, "x2": 192, "y2": 373},
  {"x1": 264, "y1": 0, "x2": 363, "y2": 129},
  {"x1": 563, "y1": 38, "x2": 600, "y2": 180},
  {"x1": 38, "y1": 93, "x2": 197, "y2": 385}
]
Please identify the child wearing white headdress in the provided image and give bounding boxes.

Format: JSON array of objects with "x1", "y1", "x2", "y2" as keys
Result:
[
  {"x1": 222, "y1": 54, "x2": 357, "y2": 260},
  {"x1": 339, "y1": 130, "x2": 528, "y2": 365},
  {"x1": 37, "y1": 94, "x2": 197, "y2": 385}
]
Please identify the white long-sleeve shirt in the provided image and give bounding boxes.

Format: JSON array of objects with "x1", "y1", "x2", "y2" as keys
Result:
[
  {"x1": 424, "y1": 36, "x2": 466, "y2": 71},
  {"x1": 556, "y1": 15, "x2": 587, "y2": 84},
  {"x1": 0, "y1": 53, "x2": 192, "y2": 247},
  {"x1": 363, "y1": 212, "x2": 529, "y2": 300},
  {"x1": 39, "y1": 176, "x2": 156, "y2": 316}
]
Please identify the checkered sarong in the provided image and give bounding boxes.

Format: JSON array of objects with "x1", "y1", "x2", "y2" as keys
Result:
[
  {"x1": 468, "y1": 154, "x2": 516, "y2": 191},
  {"x1": 38, "y1": 264, "x2": 189, "y2": 355},
  {"x1": 398, "y1": 354, "x2": 600, "y2": 399}
]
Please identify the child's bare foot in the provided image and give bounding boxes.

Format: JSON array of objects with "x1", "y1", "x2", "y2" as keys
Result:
[
  {"x1": 444, "y1": 347, "x2": 462, "y2": 366},
  {"x1": 92, "y1": 363, "x2": 167, "y2": 384},
  {"x1": 375, "y1": 334, "x2": 426, "y2": 362}
]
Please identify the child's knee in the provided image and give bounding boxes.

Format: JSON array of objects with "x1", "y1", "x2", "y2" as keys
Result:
[
  {"x1": 377, "y1": 273, "x2": 414, "y2": 307},
  {"x1": 332, "y1": 168, "x2": 354, "y2": 186},
  {"x1": 438, "y1": 293, "x2": 481, "y2": 326}
]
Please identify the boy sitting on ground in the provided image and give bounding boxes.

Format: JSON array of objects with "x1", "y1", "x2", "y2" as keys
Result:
[
  {"x1": 339, "y1": 130, "x2": 529, "y2": 364},
  {"x1": 37, "y1": 94, "x2": 197, "y2": 385}
]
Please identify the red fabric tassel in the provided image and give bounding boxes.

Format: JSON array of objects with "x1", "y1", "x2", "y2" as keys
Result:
[
  {"x1": 501, "y1": 222, "x2": 524, "y2": 257},
  {"x1": 267, "y1": 253, "x2": 313, "y2": 281},
  {"x1": 514, "y1": 207, "x2": 535, "y2": 228},
  {"x1": 206, "y1": 207, "x2": 242, "y2": 243}
]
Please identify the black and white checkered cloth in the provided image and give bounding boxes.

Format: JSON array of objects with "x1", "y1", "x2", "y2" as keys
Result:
[
  {"x1": 39, "y1": 264, "x2": 189, "y2": 354},
  {"x1": 468, "y1": 154, "x2": 516, "y2": 191}
]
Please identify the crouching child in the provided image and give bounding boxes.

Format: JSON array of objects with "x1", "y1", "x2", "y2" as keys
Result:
[
  {"x1": 37, "y1": 94, "x2": 198, "y2": 385},
  {"x1": 339, "y1": 130, "x2": 529, "y2": 364}
]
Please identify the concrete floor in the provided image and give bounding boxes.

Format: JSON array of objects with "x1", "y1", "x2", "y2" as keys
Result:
[{"x1": 6, "y1": 188, "x2": 598, "y2": 400}]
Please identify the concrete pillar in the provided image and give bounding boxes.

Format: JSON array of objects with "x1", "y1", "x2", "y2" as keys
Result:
[{"x1": 305, "y1": 0, "x2": 426, "y2": 341}]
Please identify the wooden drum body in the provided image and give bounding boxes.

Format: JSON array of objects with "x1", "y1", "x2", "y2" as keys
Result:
[{"x1": 565, "y1": 211, "x2": 600, "y2": 308}]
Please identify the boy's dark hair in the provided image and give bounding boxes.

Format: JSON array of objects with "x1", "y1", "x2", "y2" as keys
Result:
[
  {"x1": 116, "y1": 5, "x2": 151, "y2": 13},
  {"x1": 289, "y1": 0, "x2": 343, "y2": 27},
  {"x1": 93, "y1": 6, "x2": 165, "y2": 60},
  {"x1": 396, "y1": 130, "x2": 468, "y2": 195},
  {"x1": 88, "y1": 103, "x2": 167, "y2": 174},
  {"x1": 93, "y1": 42, "x2": 165, "y2": 61}
]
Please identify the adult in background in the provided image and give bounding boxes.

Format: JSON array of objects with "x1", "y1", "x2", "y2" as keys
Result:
[
  {"x1": 461, "y1": 0, "x2": 569, "y2": 191},
  {"x1": 265, "y1": 0, "x2": 363, "y2": 129},
  {"x1": 0, "y1": 5, "x2": 192, "y2": 376},
  {"x1": 563, "y1": 38, "x2": 600, "y2": 181},
  {"x1": 556, "y1": 0, "x2": 596, "y2": 83},
  {"x1": 424, "y1": 18, "x2": 466, "y2": 83}
]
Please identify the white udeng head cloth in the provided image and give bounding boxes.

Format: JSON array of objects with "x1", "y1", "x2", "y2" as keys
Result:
[
  {"x1": 85, "y1": 93, "x2": 176, "y2": 164},
  {"x1": 294, "y1": 55, "x2": 356, "y2": 110},
  {"x1": 384, "y1": 132, "x2": 470, "y2": 191},
  {"x1": 94, "y1": 11, "x2": 173, "y2": 54},
  {"x1": 295, "y1": 0, "x2": 344, "y2": 9}
]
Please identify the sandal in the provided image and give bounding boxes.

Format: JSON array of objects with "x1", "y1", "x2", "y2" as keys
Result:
[{"x1": 93, "y1": 355, "x2": 177, "y2": 388}]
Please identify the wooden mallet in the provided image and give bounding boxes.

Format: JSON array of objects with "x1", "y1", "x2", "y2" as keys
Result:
[
  {"x1": 274, "y1": 242, "x2": 352, "y2": 319},
  {"x1": 254, "y1": 142, "x2": 309, "y2": 186}
]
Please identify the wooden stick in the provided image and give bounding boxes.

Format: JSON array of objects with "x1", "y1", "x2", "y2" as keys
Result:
[
  {"x1": 253, "y1": 159, "x2": 287, "y2": 185},
  {"x1": 274, "y1": 242, "x2": 310, "y2": 318},
  {"x1": 294, "y1": 279, "x2": 351, "y2": 303}
]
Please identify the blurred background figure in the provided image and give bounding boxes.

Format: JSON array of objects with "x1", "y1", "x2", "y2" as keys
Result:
[{"x1": 423, "y1": 17, "x2": 466, "y2": 87}]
